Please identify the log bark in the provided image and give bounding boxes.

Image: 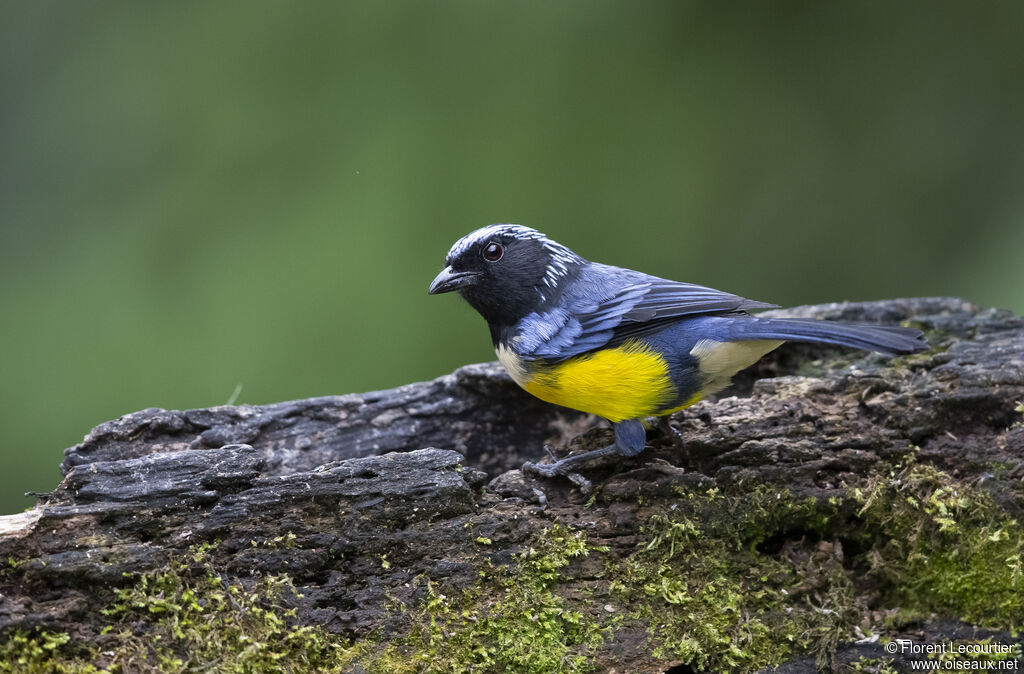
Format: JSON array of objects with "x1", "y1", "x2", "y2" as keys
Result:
[{"x1": 1, "y1": 297, "x2": 1022, "y2": 672}]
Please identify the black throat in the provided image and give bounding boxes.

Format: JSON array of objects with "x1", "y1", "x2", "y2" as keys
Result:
[{"x1": 458, "y1": 283, "x2": 541, "y2": 330}]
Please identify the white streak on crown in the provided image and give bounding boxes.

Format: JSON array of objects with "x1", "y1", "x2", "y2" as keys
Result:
[{"x1": 446, "y1": 224, "x2": 583, "y2": 299}]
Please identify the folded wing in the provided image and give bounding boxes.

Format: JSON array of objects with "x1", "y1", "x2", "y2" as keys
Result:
[{"x1": 513, "y1": 263, "x2": 776, "y2": 362}]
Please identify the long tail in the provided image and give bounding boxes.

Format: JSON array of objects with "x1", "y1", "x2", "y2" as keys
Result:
[{"x1": 727, "y1": 317, "x2": 928, "y2": 355}]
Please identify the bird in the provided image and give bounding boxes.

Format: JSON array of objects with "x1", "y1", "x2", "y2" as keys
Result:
[{"x1": 429, "y1": 224, "x2": 927, "y2": 485}]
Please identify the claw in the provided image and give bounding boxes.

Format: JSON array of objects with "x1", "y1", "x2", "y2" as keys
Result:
[
  {"x1": 565, "y1": 472, "x2": 593, "y2": 495},
  {"x1": 658, "y1": 417, "x2": 687, "y2": 449},
  {"x1": 542, "y1": 444, "x2": 559, "y2": 461}
]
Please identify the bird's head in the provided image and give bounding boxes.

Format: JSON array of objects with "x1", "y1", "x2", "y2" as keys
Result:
[{"x1": 429, "y1": 224, "x2": 584, "y2": 325}]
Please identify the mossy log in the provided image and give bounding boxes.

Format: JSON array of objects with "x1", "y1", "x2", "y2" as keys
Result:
[{"x1": 1, "y1": 298, "x2": 1022, "y2": 672}]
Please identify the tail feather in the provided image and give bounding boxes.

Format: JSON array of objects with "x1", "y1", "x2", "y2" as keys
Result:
[{"x1": 729, "y1": 318, "x2": 928, "y2": 355}]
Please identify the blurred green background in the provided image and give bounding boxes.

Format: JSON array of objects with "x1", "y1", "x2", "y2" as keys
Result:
[{"x1": 2, "y1": 2, "x2": 1023, "y2": 514}]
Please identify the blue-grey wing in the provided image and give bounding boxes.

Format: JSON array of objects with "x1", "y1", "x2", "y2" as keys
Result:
[{"x1": 513, "y1": 263, "x2": 776, "y2": 362}]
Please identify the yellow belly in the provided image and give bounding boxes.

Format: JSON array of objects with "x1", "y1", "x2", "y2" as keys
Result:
[{"x1": 497, "y1": 339, "x2": 690, "y2": 423}]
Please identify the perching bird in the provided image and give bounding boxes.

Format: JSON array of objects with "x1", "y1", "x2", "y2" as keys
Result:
[{"x1": 429, "y1": 224, "x2": 927, "y2": 482}]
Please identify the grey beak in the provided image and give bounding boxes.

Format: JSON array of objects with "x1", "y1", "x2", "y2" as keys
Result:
[{"x1": 428, "y1": 266, "x2": 479, "y2": 294}]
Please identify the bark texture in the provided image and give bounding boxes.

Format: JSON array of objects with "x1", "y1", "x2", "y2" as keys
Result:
[{"x1": 1, "y1": 297, "x2": 1022, "y2": 672}]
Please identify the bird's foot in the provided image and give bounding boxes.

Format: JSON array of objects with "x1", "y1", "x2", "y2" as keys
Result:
[
  {"x1": 522, "y1": 444, "x2": 623, "y2": 494},
  {"x1": 522, "y1": 464, "x2": 593, "y2": 493},
  {"x1": 521, "y1": 462, "x2": 594, "y2": 494}
]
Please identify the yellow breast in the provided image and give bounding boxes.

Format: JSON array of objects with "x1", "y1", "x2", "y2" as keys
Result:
[{"x1": 497, "y1": 340, "x2": 680, "y2": 423}]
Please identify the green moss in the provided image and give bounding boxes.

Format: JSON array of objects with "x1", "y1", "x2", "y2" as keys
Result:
[
  {"x1": 852, "y1": 460, "x2": 1024, "y2": 630},
  {"x1": 0, "y1": 630, "x2": 99, "y2": 674},
  {"x1": 599, "y1": 460, "x2": 1023, "y2": 671},
  {"x1": 1, "y1": 527, "x2": 609, "y2": 673},
  {"x1": 608, "y1": 488, "x2": 856, "y2": 671},
  {"x1": 249, "y1": 531, "x2": 298, "y2": 549},
  {"x1": 0, "y1": 542, "x2": 362, "y2": 673},
  {"x1": 368, "y1": 523, "x2": 607, "y2": 673},
  {"x1": 96, "y1": 541, "x2": 362, "y2": 672}
]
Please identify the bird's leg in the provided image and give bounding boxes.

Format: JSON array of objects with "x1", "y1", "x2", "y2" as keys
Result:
[
  {"x1": 522, "y1": 419, "x2": 647, "y2": 481},
  {"x1": 613, "y1": 418, "x2": 647, "y2": 456}
]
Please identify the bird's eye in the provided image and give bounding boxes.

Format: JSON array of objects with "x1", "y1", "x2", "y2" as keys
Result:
[{"x1": 482, "y1": 242, "x2": 504, "y2": 262}]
